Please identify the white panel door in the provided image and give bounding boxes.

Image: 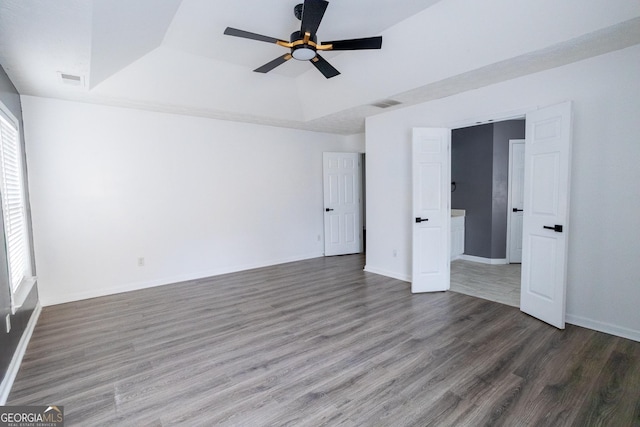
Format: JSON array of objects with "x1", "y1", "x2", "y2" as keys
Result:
[
  {"x1": 412, "y1": 128, "x2": 451, "y2": 293},
  {"x1": 508, "y1": 140, "x2": 525, "y2": 263},
  {"x1": 521, "y1": 102, "x2": 573, "y2": 329},
  {"x1": 323, "y1": 152, "x2": 362, "y2": 256}
]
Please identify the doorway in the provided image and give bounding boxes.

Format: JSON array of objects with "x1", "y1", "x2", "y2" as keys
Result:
[
  {"x1": 449, "y1": 119, "x2": 525, "y2": 307},
  {"x1": 412, "y1": 102, "x2": 573, "y2": 328}
]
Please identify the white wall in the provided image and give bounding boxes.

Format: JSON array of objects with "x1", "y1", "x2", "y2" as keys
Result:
[
  {"x1": 365, "y1": 45, "x2": 640, "y2": 341},
  {"x1": 22, "y1": 97, "x2": 363, "y2": 306}
]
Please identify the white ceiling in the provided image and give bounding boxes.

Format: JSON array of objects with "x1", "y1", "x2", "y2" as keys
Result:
[{"x1": 1, "y1": 0, "x2": 639, "y2": 134}]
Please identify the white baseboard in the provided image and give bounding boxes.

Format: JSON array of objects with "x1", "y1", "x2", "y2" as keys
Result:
[
  {"x1": 458, "y1": 255, "x2": 508, "y2": 265},
  {"x1": 364, "y1": 265, "x2": 411, "y2": 283},
  {"x1": 566, "y1": 314, "x2": 640, "y2": 343},
  {"x1": 41, "y1": 252, "x2": 325, "y2": 306},
  {"x1": 0, "y1": 302, "x2": 42, "y2": 405}
]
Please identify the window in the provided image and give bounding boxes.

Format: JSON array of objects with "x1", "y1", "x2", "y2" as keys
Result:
[{"x1": 0, "y1": 103, "x2": 34, "y2": 313}]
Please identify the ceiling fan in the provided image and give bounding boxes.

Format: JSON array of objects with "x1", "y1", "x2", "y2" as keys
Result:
[{"x1": 223, "y1": 0, "x2": 383, "y2": 79}]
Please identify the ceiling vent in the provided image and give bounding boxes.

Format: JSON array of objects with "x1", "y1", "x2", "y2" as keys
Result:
[
  {"x1": 371, "y1": 99, "x2": 402, "y2": 109},
  {"x1": 57, "y1": 72, "x2": 84, "y2": 87}
]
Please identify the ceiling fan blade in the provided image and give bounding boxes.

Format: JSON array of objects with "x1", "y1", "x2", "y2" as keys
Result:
[
  {"x1": 311, "y1": 54, "x2": 340, "y2": 79},
  {"x1": 254, "y1": 54, "x2": 292, "y2": 73},
  {"x1": 300, "y1": 0, "x2": 329, "y2": 36},
  {"x1": 323, "y1": 36, "x2": 383, "y2": 50},
  {"x1": 224, "y1": 27, "x2": 285, "y2": 44}
]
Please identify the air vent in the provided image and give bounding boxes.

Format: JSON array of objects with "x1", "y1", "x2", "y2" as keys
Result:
[
  {"x1": 371, "y1": 99, "x2": 402, "y2": 109},
  {"x1": 57, "y1": 72, "x2": 84, "y2": 86}
]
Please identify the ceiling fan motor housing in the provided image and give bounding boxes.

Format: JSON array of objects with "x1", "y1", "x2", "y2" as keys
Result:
[{"x1": 290, "y1": 30, "x2": 317, "y2": 60}]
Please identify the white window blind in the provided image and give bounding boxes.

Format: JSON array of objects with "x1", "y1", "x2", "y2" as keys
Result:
[{"x1": 0, "y1": 107, "x2": 30, "y2": 300}]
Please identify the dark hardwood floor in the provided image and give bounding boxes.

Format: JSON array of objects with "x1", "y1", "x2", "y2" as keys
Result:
[{"x1": 8, "y1": 255, "x2": 640, "y2": 426}]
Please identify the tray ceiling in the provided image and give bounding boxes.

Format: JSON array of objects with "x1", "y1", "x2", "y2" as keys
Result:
[{"x1": 1, "y1": 0, "x2": 639, "y2": 134}]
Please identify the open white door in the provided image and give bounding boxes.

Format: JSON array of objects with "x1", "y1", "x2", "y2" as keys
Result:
[
  {"x1": 521, "y1": 102, "x2": 573, "y2": 329},
  {"x1": 412, "y1": 128, "x2": 451, "y2": 293},
  {"x1": 323, "y1": 152, "x2": 362, "y2": 256},
  {"x1": 507, "y1": 139, "x2": 525, "y2": 263}
]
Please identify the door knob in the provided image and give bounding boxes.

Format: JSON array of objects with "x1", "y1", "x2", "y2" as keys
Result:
[
  {"x1": 512, "y1": 208, "x2": 524, "y2": 212},
  {"x1": 325, "y1": 208, "x2": 334, "y2": 212},
  {"x1": 543, "y1": 224, "x2": 563, "y2": 232},
  {"x1": 415, "y1": 217, "x2": 429, "y2": 223}
]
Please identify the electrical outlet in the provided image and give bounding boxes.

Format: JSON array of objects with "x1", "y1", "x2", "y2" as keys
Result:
[
  {"x1": 317, "y1": 235, "x2": 321, "y2": 241},
  {"x1": 393, "y1": 249, "x2": 397, "y2": 257},
  {"x1": 137, "y1": 257, "x2": 145, "y2": 267},
  {"x1": 5, "y1": 314, "x2": 10, "y2": 333}
]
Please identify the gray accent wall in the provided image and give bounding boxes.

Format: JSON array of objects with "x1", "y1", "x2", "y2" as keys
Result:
[
  {"x1": 451, "y1": 123, "x2": 494, "y2": 257},
  {"x1": 0, "y1": 63, "x2": 38, "y2": 388},
  {"x1": 452, "y1": 120, "x2": 525, "y2": 259}
]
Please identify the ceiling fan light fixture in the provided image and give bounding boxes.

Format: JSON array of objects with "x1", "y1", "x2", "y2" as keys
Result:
[{"x1": 292, "y1": 46, "x2": 316, "y2": 60}]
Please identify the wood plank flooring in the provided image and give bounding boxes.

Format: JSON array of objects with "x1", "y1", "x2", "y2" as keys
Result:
[
  {"x1": 450, "y1": 260, "x2": 521, "y2": 307},
  {"x1": 8, "y1": 255, "x2": 640, "y2": 426}
]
